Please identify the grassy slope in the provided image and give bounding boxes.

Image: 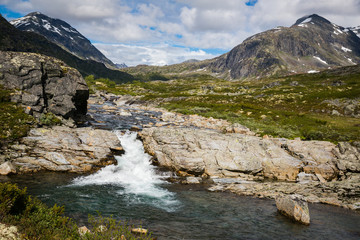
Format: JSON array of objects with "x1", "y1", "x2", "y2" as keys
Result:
[{"x1": 110, "y1": 65, "x2": 360, "y2": 142}]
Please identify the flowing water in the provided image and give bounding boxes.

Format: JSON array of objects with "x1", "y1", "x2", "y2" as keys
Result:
[
  {"x1": 71, "y1": 131, "x2": 179, "y2": 212},
  {"x1": 2, "y1": 103, "x2": 360, "y2": 239}
]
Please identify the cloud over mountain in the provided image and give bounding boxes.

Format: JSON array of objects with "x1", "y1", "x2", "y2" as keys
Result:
[{"x1": 2, "y1": 0, "x2": 360, "y2": 66}]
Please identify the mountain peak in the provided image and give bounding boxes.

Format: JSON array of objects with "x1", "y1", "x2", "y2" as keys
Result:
[
  {"x1": 293, "y1": 14, "x2": 331, "y2": 26},
  {"x1": 26, "y1": 11, "x2": 43, "y2": 17},
  {"x1": 10, "y1": 12, "x2": 116, "y2": 68}
]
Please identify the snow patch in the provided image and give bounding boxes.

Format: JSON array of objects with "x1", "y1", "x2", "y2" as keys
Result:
[
  {"x1": 333, "y1": 27, "x2": 343, "y2": 35},
  {"x1": 43, "y1": 23, "x2": 51, "y2": 31},
  {"x1": 347, "y1": 58, "x2": 355, "y2": 64},
  {"x1": 298, "y1": 23, "x2": 308, "y2": 28},
  {"x1": 308, "y1": 70, "x2": 319, "y2": 74},
  {"x1": 61, "y1": 25, "x2": 78, "y2": 33},
  {"x1": 341, "y1": 46, "x2": 352, "y2": 52},
  {"x1": 313, "y1": 56, "x2": 328, "y2": 65}
]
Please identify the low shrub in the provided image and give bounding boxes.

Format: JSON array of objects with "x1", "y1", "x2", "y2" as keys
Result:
[{"x1": 0, "y1": 183, "x2": 153, "y2": 240}]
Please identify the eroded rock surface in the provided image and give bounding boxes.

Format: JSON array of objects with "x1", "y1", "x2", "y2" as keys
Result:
[
  {"x1": 139, "y1": 126, "x2": 360, "y2": 209},
  {"x1": 0, "y1": 51, "x2": 89, "y2": 119},
  {"x1": 0, "y1": 126, "x2": 123, "y2": 174},
  {"x1": 140, "y1": 127, "x2": 339, "y2": 182}
]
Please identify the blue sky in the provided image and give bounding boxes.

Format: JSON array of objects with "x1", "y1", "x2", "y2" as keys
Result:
[{"x1": 1, "y1": 0, "x2": 360, "y2": 66}]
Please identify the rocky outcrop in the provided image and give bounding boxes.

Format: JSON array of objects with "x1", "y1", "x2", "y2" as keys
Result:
[
  {"x1": 275, "y1": 194, "x2": 310, "y2": 225},
  {"x1": 0, "y1": 126, "x2": 123, "y2": 174},
  {"x1": 140, "y1": 127, "x2": 342, "y2": 181},
  {"x1": 0, "y1": 51, "x2": 89, "y2": 119},
  {"x1": 140, "y1": 126, "x2": 360, "y2": 209}
]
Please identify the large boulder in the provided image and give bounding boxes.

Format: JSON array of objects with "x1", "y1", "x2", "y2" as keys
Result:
[
  {"x1": 275, "y1": 194, "x2": 310, "y2": 225},
  {"x1": 0, "y1": 51, "x2": 89, "y2": 119},
  {"x1": 140, "y1": 127, "x2": 303, "y2": 181},
  {"x1": 3, "y1": 126, "x2": 124, "y2": 173}
]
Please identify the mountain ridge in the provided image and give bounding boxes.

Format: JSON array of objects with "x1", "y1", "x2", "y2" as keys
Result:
[
  {"x1": 207, "y1": 14, "x2": 360, "y2": 79},
  {"x1": 0, "y1": 14, "x2": 134, "y2": 83},
  {"x1": 10, "y1": 12, "x2": 117, "y2": 69},
  {"x1": 124, "y1": 14, "x2": 360, "y2": 80}
]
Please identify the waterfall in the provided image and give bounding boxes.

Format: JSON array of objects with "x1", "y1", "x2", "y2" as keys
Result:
[{"x1": 71, "y1": 131, "x2": 179, "y2": 212}]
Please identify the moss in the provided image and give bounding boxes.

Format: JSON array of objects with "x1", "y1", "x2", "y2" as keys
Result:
[{"x1": 39, "y1": 112, "x2": 62, "y2": 126}]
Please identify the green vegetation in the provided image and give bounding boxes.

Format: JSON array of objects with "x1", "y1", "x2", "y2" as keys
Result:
[
  {"x1": 0, "y1": 85, "x2": 34, "y2": 146},
  {"x1": 39, "y1": 112, "x2": 62, "y2": 126},
  {"x1": 134, "y1": 72, "x2": 169, "y2": 82},
  {"x1": 115, "y1": 67, "x2": 360, "y2": 142},
  {"x1": 0, "y1": 182, "x2": 153, "y2": 240}
]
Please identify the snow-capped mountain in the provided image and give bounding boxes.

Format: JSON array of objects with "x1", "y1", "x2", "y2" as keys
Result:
[
  {"x1": 0, "y1": 14, "x2": 134, "y2": 83},
  {"x1": 10, "y1": 12, "x2": 116, "y2": 68},
  {"x1": 205, "y1": 14, "x2": 360, "y2": 79}
]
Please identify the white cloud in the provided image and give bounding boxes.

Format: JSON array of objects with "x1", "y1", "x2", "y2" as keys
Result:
[
  {"x1": 2, "y1": 0, "x2": 360, "y2": 65},
  {"x1": 94, "y1": 43, "x2": 217, "y2": 66}
]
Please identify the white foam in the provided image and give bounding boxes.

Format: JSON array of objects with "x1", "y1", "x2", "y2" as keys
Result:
[{"x1": 71, "y1": 131, "x2": 179, "y2": 211}]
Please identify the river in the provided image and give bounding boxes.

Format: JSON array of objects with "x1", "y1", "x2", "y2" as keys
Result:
[{"x1": 1, "y1": 102, "x2": 360, "y2": 239}]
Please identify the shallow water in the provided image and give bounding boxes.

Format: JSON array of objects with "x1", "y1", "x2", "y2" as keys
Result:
[
  {"x1": 2, "y1": 103, "x2": 360, "y2": 239},
  {"x1": 2, "y1": 172, "x2": 360, "y2": 240}
]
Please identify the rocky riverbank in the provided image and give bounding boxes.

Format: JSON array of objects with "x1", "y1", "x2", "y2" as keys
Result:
[
  {"x1": 139, "y1": 126, "x2": 360, "y2": 210},
  {"x1": 1, "y1": 92, "x2": 359, "y2": 211},
  {"x1": 0, "y1": 126, "x2": 123, "y2": 174},
  {"x1": 87, "y1": 93, "x2": 360, "y2": 211}
]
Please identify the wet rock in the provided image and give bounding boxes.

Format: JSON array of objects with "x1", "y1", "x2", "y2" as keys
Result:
[
  {"x1": 0, "y1": 51, "x2": 89, "y2": 120},
  {"x1": 118, "y1": 109, "x2": 132, "y2": 116},
  {"x1": 184, "y1": 176, "x2": 201, "y2": 184},
  {"x1": 0, "y1": 161, "x2": 17, "y2": 175},
  {"x1": 275, "y1": 194, "x2": 310, "y2": 225}
]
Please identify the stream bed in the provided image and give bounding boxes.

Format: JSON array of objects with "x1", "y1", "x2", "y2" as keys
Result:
[{"x1": 2, "y1": 102, "x2": 360, "y2": 239}]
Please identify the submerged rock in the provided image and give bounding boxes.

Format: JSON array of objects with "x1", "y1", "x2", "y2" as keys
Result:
[{"x1": 275, "y1": 194, "x2": 310, "y2": 225}]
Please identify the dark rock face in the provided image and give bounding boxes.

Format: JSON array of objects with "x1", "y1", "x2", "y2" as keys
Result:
[
  {"x1": 0, "y1": 51, "x2": 89, "y2": 119},
  {"x1": 207, "y1": 14, "x2": 360, "y2": 79},
  {"x1": 10, "y1": 12, "x2": 116, "y2": 68}
]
